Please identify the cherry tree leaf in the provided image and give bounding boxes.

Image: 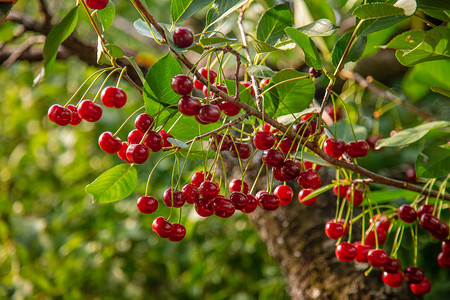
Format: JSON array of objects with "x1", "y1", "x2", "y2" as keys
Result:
[
  {"x1": 353, "y1": 3, "x2": 405, "y2": 19},
  {"x1": 384, "y1": 30, "x2": 425, "y2": 50},
  {"x1": 416, "y1": 145, "x2": 450, "y2": 178},
  {"x1": 247, "y1": 65, "x2": 275, "y2": 78},
  {"x1": 205, "y1": 0, "x2": 247, "y2": 31},
  {"x1": 97, "y1": 0, "x2": 115, "y2": 31},
  {"x1": 256, "y1": 3, "x2": 293, "y2": 46},
  {"x1": 296, "y1": 19, "x2": 339, "y2": 37},
  {"x1": 285, "y1": 27, "x2": 321, "y2": 69},
  {"x1": 171, "y1": 0, "x2": 213, "y2": 24},
  {"x1": 331, "y1": 32, "x2": 367, "y2": 67},
  {"x1": 86, "y1": 164, "x2": 137, "y2": 204}
]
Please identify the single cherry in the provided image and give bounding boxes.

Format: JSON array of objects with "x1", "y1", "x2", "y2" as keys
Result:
[
  {"x1": 228, "y1": 179, "x2": 249, "y2": 194},
  {"x1": 398, "y1": 205, "x2": 417, "y2": 223},
  {"x1": 86, "y1": 0, "x2": 109, "y2": 10},
  {"x1": 171, "y1": 74, "x2": 194, "y2": 95},
  {"x1": 159, "y1": 130, "x2": 173, "y2": 148},
  {"x1": 346, "y1": 187, "x2": 364, "y2": 206},
  {"x1": 419, "y1": 213, "x2": 440, "y2": 232},
  {"x1": 365, "y1": 227, "x2": 387, "y2": 247},
  {"x1": 197, "y1": 104, "x2": 221, "y2": 124},
  {"x1": 117, "y1": 142, "x2": 130, "y2": 162},
  {"x1": 279, "y1": 138, "x2": 298, "y2": 154},
  {"x1": 253, "y1": 131, "x2": 276, "y2": 150},
  {"x1": 280, "y1": 160, "x2": 301, "y2": 181},
  {"x1": 437, "y1": 252, "x2": 450, "y2": 269},
  {"x1": 101, "y1": 86, "x2": 127, "y2": 108},
  {"x1": 325, "y1": 220, "x2": 345, "y2": 240},
  {"x1": 137, "y1": 196, "x2": 158, "y2": 214},
  {"x1": 262, "y1": 149, "x2": 284, "y2": 167},
  {"x1": 442, "y1": 240, "x2": 450, "y2": 253},
  {"x1": 258, "y1": 194, "x2": 280, "y2": 211},
  {"x1": 172, "y1": 27, "x2": 194, "y2": 48},
  {"x1": 162, "y1": 189, "x2": 186, "y2": 208},
  {"x1": 210, "y1": 134, "x2": 232, "y2": 152},
  {"x1": 134, "y1": 113, "x2": 154, "y2": 133},
  {"x1": 324, "y1": 104, "x2": 342, "y2": 122},
  {"x1": 152, "y1": 216, "x2": 173, "y2": 238},
  {"x1": 168, "y1": 223, "x2": 186, "y2": 242},
  {"x1": 403, "y1": 266, "x2": 424, "y2": 284},
  {"x1": 383, "y1": 257, "x2": 401, "y2": 274},
  {"x1": 194, "y1": 68, "x2": 217, "y2": 90},
  {"x1": 431, "y1": 220, "x2": 449, "y2": 240},
  {"x1": 125, "y1": 144, "x2": 149, "y2": 164},
  {"x1": 345, "y1": 140, "x2": 370, "y2": 158},
  {"x1": 213, "y1": 197, "x2": 235, "y2": 218},
  {"x1": 178, "y1": 95, "x2": 201, "y2": 116},
  {"x1": 367, "y1": 249, "x2": 388, "y2": 267},
  {"x1": 48, "y1": 104, "x2": 72, "y2": 126},
  {"x1": 323, "y1": 138, "x2": 346, "y2": 159},
  {"x1": 335, "y1": 242, "x2": 357, "y2": 262},
  {"x1": 410, "y1": 278, "x2": 431, "y2": 295},
  {"x1": 128, "y1": 129, "x2": 144, "y2": 145},
  {"x1": 297, "y1": 169, "x2": 321, "y2": 189},
  {"x1": 274, "y1": 185, "x2": 293, "y2": 205},
  {"x1": 191, "y1": 171, "x2": 212, "y2": 188},
  {"x1": 217, "y1": 101, "x2": 240, "y2": 117},
  {"x1": 354, "y1": 243, "x2": 372, "y2": 263},
  {"x1": 298, "y1": 189, "x2": 317, "y2": 206},
  {"x1": 333, "y1": 184, "x2": 349, "y2": 198},
  {"x1": 195, "y1": 198, "x2": 215, "y2": 217},
  {"x1": 77, "y1": 100, "x2": 102, "y2": 122},
  {"x1": 417, "y1": 204, "x2": 434, "y2": 217},
  {"x1": 382, "y1": 271, "x2": 403, "y2": 288},
  {"x1": 143, "y1": 131, "x2": 163, "y2": 152},
  {"x1": 370, "y1": 214, "x2": 391, "y2": 231},
  {"x1": 198, "y1": 181, "x2": 220, "y2": 200},
  {"x1": 67, "y1": 104, "x2": 81, "y2": 125},
  {"x1": 230, "y1": 143, "x2": 252, "y2": 160},
  {"x1": 98, "y1": 131, "x2": 122, "y2": 154},
  {"x1": 230, "y1": 192, "x2": 248, "y2": 210}
]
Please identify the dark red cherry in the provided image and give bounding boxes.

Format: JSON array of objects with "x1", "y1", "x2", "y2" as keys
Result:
[
  {"x1": 333, "y1": 184, "x2": 349, "y2": 198},
  {"x1": 365, "y1": 227, "x2": 387, "y2": 247},
  {"x1": 101, "y1": 86, "x2": 127, "y2": 108},
  {"x1": 383, "y1": 257, "x2": 401, "y2": 274},
  {"x1": 279, "y1": 138, "x2": 298, "y2": 154},
  {"x1": 323, "y1": 138, "x2": 346, "y2": 159},
  {"x1": 198, "y1": 181, "x2": 220, "y2": 200},
  {"x1": 335, "y1": 242, "x2": 357, "y2": 262},
  {"x1": 258, "y1": 194, "x2": 280, "y2": 211},
  {"x1": 431, "y1": 220, "x2": 449, "y2": 240},
  {"x1": 217, "y1": 101, "x2": 240, "y2": 116},
  {"x1": 398, "y1": 205, "x2": 417, "y2": 223},
  {"x1": 142, "y1": 131, "x2": 163, "y2": 152},
  {"x1": 253, "y1": 131, "x2": 276, "y2": 150},
  {"x1": 280, "y1": 160, "x2": 301, "y2": 181},
  {"x1": 324, "y1": 104, "x2": 342, "y2": 122},
  {"x1": 230, "y1": 192, "x2": 248, "y2": 210},
  {"x1": 137, "y1": 196, "x2": 158, "y2": 214},
  {"x1": 367, "y1": 249, "x2": 388, "y2": 267},
  {"x1": 210, "y1": 134, "x2": 232, "y2": 151},
  {"x1": 213, "y1": 197, "x2": 235, "y2": 218},
  {"x1": 325, "y1": 220, "x2": 345, "y2": 239},
  {"x1": 298, "y1": 189, "x2": 317, "y2": 206},
  {"x1": 168, "y1": 223, "x2": 186, "y2": 242},
  {"x1": 230, "y1": 143, "x2": 252, "y2": 160},
  {"x1": 67, "y1": 104, "x2": 81, "y2": 125},
  {"x1": 178, "y1": 95, "x2": 201, "y2": 116},
  {"x1": 181, "y1": 183, "x2": 200, "y2": 204},
  {"x1": 354, "y1": 243, "x2": 372, "y2": 263},
  {"x1": 442, "y1": 240, "x2": 450, "y2": 253},
  {"x1": 346, "y1": 187, "x2": 364, "y2": 206},
  {"x1": 134, "y1": 113, "x2": 154, "y2": 133},
  {"x1": 194, "y1": 68, "x2": 217, "y2": 90},
  {"x1": 419, "y1": 213, "x2": 440, "y2": 232},
  {"x1": 403, "y1": 266, "x2": 424, "y2": 284},
  {"x1": 125, "y1": 144, "x2": 149, "y2": 164},
  {"x1": 346, "y1": 140, "x2": 370, "y2": 158},
  {"x1": 86, "y1": 0, "x2": 109, "y2": 10},
  {"x1": 241, "y1": 194, "x2": 257, "y2": 213},
  {"x1": 437, "y1": 252, "x2": 450, "y2": 268},
  {"x1": 162, "y1": 189, "x2": 186, "y2": 208},
  {"x1": 382, "y1": 271, "x2": 403, "y2": 288},
  {"x1": 274, "y1": 185, "x2": 293, "y2": 205},
  {"x1": 78, "y1": 100, "x2": 102, "y2": 122},
  {"x1": 262, "y1": 149, "x2": 284, "y2": 167},
  {"x1": 48, "y1": 104, "x2": 72, "y2": 126},
  {"x1": 128, "y1": 129, "x2": 144, "y2": 144},
  {"x1": 297, "y1": 169, "x2": 321, "y2": 189},
  {"x1": 410, "y1": 278, "x2": 431, "y2": 295},
  {"x1": 152, "y1": 216, "x2": 173, "y2": 238},
  {"x1": 98, "y1": 131, "x2": 122, "y2": 154},
  {"x1": 195, "y1": 198, "x2": 215, "y2": 217},
  {"x1": 117, "y1": 142, "x2": 130, "y2": 162},
  {"x1": 159, "y1": 130, "x2": 173, "y2": 148},
  {"x1": 172, "y1": 27, "x2": 194, "y2": 48},
  {"x1": 273, "y1": 166, "x2": 288, "y2": 182},
  {"x1": 197, "y1": 104, "x2": 221, "y2": 124},
  {"x1": 171, "y1": 74, "x2": 194, "y2": 95},
  {"x1": 417, "y1": 204, "x2": 434, "y2": 217},
  {"x1": 228, "y1": 179, "x2": 249, "y2": 194}
]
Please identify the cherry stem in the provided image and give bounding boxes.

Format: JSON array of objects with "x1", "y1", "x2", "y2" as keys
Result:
[
  {"x1": 76, "y1": 69, "x2": 111, "y2": 106},
  {"x1": 144, "y1": 151, "x2": 175, "y2": 196},
  {"x1": 113, "y1": 106, "x2": 145, "y2": 137},
  {"x1": 92, "y1": 68, "x2": 121, "y2": 103},
  {"x1": 390, "y1": 223, "x2": 405, "y2": 258},
  {"x1": 116, "y1": 67, "x2": 127, "y2": 87}
]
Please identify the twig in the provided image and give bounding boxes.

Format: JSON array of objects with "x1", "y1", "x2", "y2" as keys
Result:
[
  {"x1": 38, "y1": 0, "x2": 52, "y2": 29},
  {"x1": 2, "y1": 35, "x2": 45, "y2": 68}
]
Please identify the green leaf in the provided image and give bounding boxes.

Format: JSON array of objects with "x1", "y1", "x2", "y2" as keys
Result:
[
  {"x1": 85, "y1": 164, "x2": 137, "y2": 204},
  {"x1": 303, "y1": 0, "x2": 336, "y2": 23},
  {"x1": 123, "y1": 56, "x2": 145, "y2": 84},
  {"x1": 421, "y1": 8, "x2": 450, "y2": 22},
  {"x1": 179, "y1": 149, "x2": 216, "y2": 160},
  {"x1": 200, "y1": 36, "x2": 237, "y2": 46},
  {"x1": 329, "y1": 121, "x2": 368, "y2": 143},
  {"x1": 384, "y1": 30, "x2": 425, "y2": 50},
  {"x1": 205, "y1": 0, "x2": 247, "y2": 30},
  {"x1": 366, "y1": 189, "x2": 417, "y2": 205},
  {"x1": 353, "y1": 3, "x2": 405, "y2": 19},
  {"x1": 375, "y1": 121, "x2": 450, "y2": 149},
  {"x1": 134, "y1": 18, "x2": 164, "y2": 40},
  {"x1": 256, "y1": 3, "x2": 293, "y2": 46},
  {"x1": 358, "y1": 15, "x2": 407, "y2": 37},
  {"x1": 270, "y1": 69, "x2": 315, "y2": 116},
  {"x1": 430, "y1": 86, "x2": 450, "y2": 97},
  {"x1": 285, "y1": 27, "x2": 322, "y2": 69},
  {"x1": 40, "y1": 6, "x2": 78, "y2": 80},
  {"x1": 331, "y1": 32, "x2": 367, "y2": 67},
  {"x1": 417, "y1": 0, "x2": 450, "y2": 10},
  {"x1": 298, "y1": 184, "x2": 334, "y2": 202},
  {"x1": 168, "y1": 113, "x2": 221, "y2": 140},
  {"x1": 416, "y1": 145, "x2": 450, "y2": 178},
  {"x1": 296, "y1": 152, "x2": 333, "y2": 168},
  {"x1": 247, "y1": 65, "x2": 275, "y2": 78},
  {"x1": 396, "y1": 26, "x2": 450, "y2": 66},
  {"x1": 296, "y1": 19, "x2": 339, "y2": 37},
  {"x1": 97, "y1": 0, "x2": 115, "y2": 31},
  {"x1": 171, "y1": 0, "x2": 213, "y2": 24},
  {"x1": 254, "y1": 40, "x2": 295, "y2": 53},
  {"x1": 224, "y1": 80, "x2": 253, "y2": 109}
]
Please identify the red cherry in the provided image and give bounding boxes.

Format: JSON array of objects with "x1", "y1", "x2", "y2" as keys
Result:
[
  {"x1": 253, "y1": 131, "x2": 276, "y2": 150},
  {"x1": 345, "y1": 140, "x2": 370, "y2": 158},
  {"x1": 335, "y1": 242, "x2": 357, "y2": 262},
  {"x1": 241, "y1": 194, "x2": 257, "y2": 213},
  {"x1": 67, "y1": 104, "x2": 81, "y2": 125},
  {"x1": 398, "y1": 205, "x2": 417, "y2": 223},
  {"x1": 191, "y1": 171, "x2": 212, "y2": 188},
  {"x1": 324, "y1": 104, "x2": 342, "y2": 122},
  {"x1": 442, "y1": 240, "x2": 450, "y2": 253},
  {"x1": 86, "y1": 0, "x2": 109, "y2": 10},
  {"x1": 178, "y1": 95, "x2": 201, "y2": 116},
  {"x1": 323, "y1": 138, "x2": 346, "y2": 159},
  {"x1": 280, "y1": 160, "x2": 301, "y2": 181},
  {"x1": 168, "y1": 223, "x2": 186, "y2": 242},
  {"x1": 137, "y1": 196, "x2": 158, "y2": 214},
  {"x1": 159, "y1": 130, "x2": 173, "y2": 148},
  {"x1": 258, "y1": 194, "x2": 280, "y2": 211},
  {"x1": 262, "y1": 149, "x2": 284, "y2": 167},
  {"x1": 419, "y1": 213, "x2": 439, "y2": 232},
  {"x1": 230, "y1": 192, "x2": 248, "y2": 210},
  {"x1": 213, "y1": 197, "x2": 235, "y2": 218},
  {"x1": 210, "y1": 134, "x2": 232, "y2": 152},
  {"x1": 194, "y1": 68, "x2": 217, "y2": 90},
  {"x1": 365, "y1": 227, "x2": 387, "y2": 247},
  {"x1": 273, "y1": 166, "x2": 288, "y2": 182},
  {"x1": 403, "y1": 266, "x2": 424, "y2": 284},
  {"x1": 162, "y1": 189, "x2": 186, "y2": 208},
  {"x1": 274, "y1": 185, "x2": 293, "y2": 205},
  {"x1": 77, "y1": 100, "x2": 102, "y2": 122},
  {"x1": 228, "y1": 179, "x2": 249, "y2": 194},
  {"x1": 48, "y1": 104, "x2": 72, "y2": 126},
  {"x1": 410, "y1": 278, "x2": 431, "y2": 295},
  {"x1": 263, "y1": 124, "x2": 271, "y2": 132},
  {"x1": 325, "y1": 220, "x2": 345, "y2": 239},
  {"x1": 370, "y1": 214, "x2": 391, "y2": 231},
  {"x1": 117, "y1": 142, "x2": 130, "y2": 162},
  {"x1": 128, "y1": 129, "x2": 144, "y2": 144},
  {"x1": 195, "y1": 198, "x2": 214, "y2": 217},
  {"x1": 406, "y1": 167, "x2": 417, "y2": 182},
  {"x1": 437, "y1": 252, "x2": 450, "y2": 268},
  {"x1": 255, "y1": 190, "x2": 268, "y2": 200},
  {"x1": 230, "y1": 143, "x2": 252, "y2": 160},
  {"x1": 345, "y1": 187, "x2": 364, "y2": 206},
  {"x1": 171, "y1": 75, "x2": 193, "y2": 95},
  {"x1": 152, "y1": 216, "x2": 173, "y2": 238},
  {"x1": 125, "y1": 144, "x2": 149, "y2": 164},
  {"x1": 354, "y1": 243, "x2": 372, "y2": 263},
  {"x1": 333, "y1": 184, "x2": 349, "y2": 198},
  {"x1": 197, "y1": 104, "x2": 221, "y2": 124},
  {"x1": 279, "y1": 138, "x2": 298, "y2": 154},
  {"x1": 303, "y1": 160, "x2": 322, "y2": 171},
  {"x1": 217, "y1": 101, "x2": 241, "y2": 116},
  {"x1": 134, "y1": 113, "x2": 154, "y2": 133},
  {"x1": 431, "y1": 220, "x2": 449, "y2": 240},
  {"x1": 198, "y1": 181, "x2": 220, "y2": 200},
  {"x1": 298, "y1": 189, "x2": 317, "y2": 206},
  {"x1": 297, "y1": 169, "x2": 321, "y2": 189},
  {"x1": 308, "y1": 67, "x2": 322, "y2": 78},
  {"x1": 142, "y1": 131, "x2": 163, "y2": 152},
  {"x1": 366, "y1": 135, "x2": 383, "y2": 150},
  {"x1": 384, "y1": 257, "x2": 401, "y2": 274},
  {"x1": 101, "y1": 86, "x2": 127, "y2": 108},
  {"x1": 367, "y1": 249, "x2": 388, "y2": 267},
  {"x1": 172, "y1": 27, "x2": 194, "y2": 48},
  {"x1": 259, "y1": 78, "x2": 270, "y2": 90},
  {"x1": 417, "y1": 204, "x2": 434, "y2": 217},
  {"x1": 382, "y1": 271, "x2": 403, "y2": 288},
  {"x1": 98, "y1": 131, "x2": 122, "y2": 154},
  {"x1": 181, "y1": 184, "x2": 200, "y2": 204},
  {"x1": 240, "y1": 81, "x2": 255, "y2": 96}
]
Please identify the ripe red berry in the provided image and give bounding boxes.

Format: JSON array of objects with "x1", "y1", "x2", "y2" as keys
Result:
[
  {"x1": 345, "y1": 140, "x2": 370, "y2": 158},
  {"x1": 125, "y1": 144, "x2": 149, "y2": 164},
  {"x1": 325, "y1": 220, "x2": 345, "y2": 239},
  {"x1": 168, "y1": 223, "x2": 186, "y2": 242},
  {"x1": 241, "y1": 194, "x2": 257, "y2": 213},
  {"x1": 253, "y1": 131, "x2": 276, "y2": 150},
  {"x1": 86, "y1": 0, "x2": 109, "y2": 10},
  {"x1": 384, "y1": 257, "x2": 401, "y2": 274},
  {"x1": 228, "y1": 179, "x2": 249, "y2": 194},
  {"x1": 171, "y1": 75, "x2": 194, "y2": 95},
  {"x1": 181, "y1": 183, "x2": 200, "y2": 204},
  {"x1": 210, "y1": 134, "x2": 232, "y2": 152},
  {"x1": 230, "y1": 143, "x2": 252, "y2": 160},
  {"x1": 172, "y1": 27, "x2": 194, "y2": 48},
  {"x1": 273, "y1": 166, "x2": 288, "y2": 182},
  {"x1": 417, "y1": 204, "x2": 434, "y2": 217},
  {"x1": 78, "y1": 100, "x2": 102, "y2": 122},
  {"x1": 274, "y1": 185, "x2": 293, "y2": 205},
  {"x1": 280, "y1": 160, "x2": 301, "y2": 181},
  {"x1": 398, "y1": 205, "x2": 417, "y2": 223},
  {"x1": 403, "y1": 266, "x2": 424, "y2": 284},
  {"x1": 370, "y1": 214, "x2": 391, "y2": 231},
  {"x1": 262, "y1": 149, "x2": 284, "y2": 167},
  {"x1": 324, "y1": 104, "x2": 342, "y2": 122},
  {"x1": 197, "y1": 104, "x2": 221, "y2": 124},
  {"x1": 419, "y1": 213, "x2": 440, "y2": 232},
  {"x1": 101, "y1": 86, "x2": 127, "y2": 108},
  {"x1": 346, "y1": 187, "x2": 364, "y2": 206},
  {"x1": 128, "y1": 129, "x2": 144, "y2": 144},
  {"x1": 48, "y1": 104, "x2": 72, "y2": 126},
  {"x1": 117, "y1": 142, "x2": 130, "y2": 162},
  {"x1": 382, "y1": 271, "x2": 403, "y2": 288},
  {"x1": 213, "y1": 197, "x2": 235, "y2": 218},
  {"x1": 191, "y1": 171, "x2": 212, "y2": 188},
  {"x1": 217, "y1": 101, "x2": 241, "y2": 116},
  {"x1": 323, "y1": 138, "x2": 346, "y2": 159},
  {"x1": 298, "y1": 189, "x2": 317, "y2": 206},
  {"x1": 67, "y1": 104, "x2": 81, "y2": 125},
  {"x1": 410, "y1": 278, "x2": 431, "y2": 295},
  {"x1": 335, "y1": 242, "x2": 357, "y2": 262},
  {"x1": 134, "y1": 113, "x2": 154, "y2": 133},
  {"x1": 354, "y1": 243, "x2": 372, "y2": 263},
  {"x1": 178, "y1": 95, "x2": 201, "y2": 116},
  {"x1": 194, "y1": 68, "x2": 217, "y2": 90},
  {"x1": 431, "y1": 220, "x2": 449, "y2": 240},
  {"x1": 137, "y1": 196, "x2": 158, "y2": 214},
  {"x1": 279, "y1": 138, "x2": 298, "y2": 154},
  {"x1": 367, "y1": 249, "x2": 388, "y2": 267},
  {"x1": 437, "y1": 252, "x2": 450, "y2": 268},
  {"x1": 297, "y1": 169, "x2": 321, "y2": 189},
  {"x1": 159, "y1": 130, "x2": 173, "y2": 148},
  {"x1": 255, "y1": 190, "x2": 268, "y2": 200},
  {"x1": 308, "y1": 67, "x2": 322, "y2": 78},
  {"x1": 259, "y1": 78, "x2": 270, "y2": 90},
  {"x1": 152, "y1": 216, "x2": 173, "y2": 238},
  {"x1": 198, "y1": 181, "x2": 220, "y2": 200},
  {"x1": 142, "y1": 131, "x2": 163, "y2": 152},
  {"x1": 365, "y1": 227, "x2": 387, "y2": 247},
  {"x1": 98, "y1": 131, "x2": 122, "y2": 154},
  {"x1": 195, "y1": 198, "x2": 215, "y2": 217},
  {"x1": 258, "y1": 194, "x2": 280, "y2": 211},
  {"x1": 230, "y1": 192, "x2": 248, "y2": 210},
  {"x1": 162, "y1": 189, "x2": 186, "y2": 208},
  {"x1": 303, "y1": 160, "x2": 322, "y2": 171},
  {"x1": 333, "y1": 184, "x2": 349, "y2": 198}
]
